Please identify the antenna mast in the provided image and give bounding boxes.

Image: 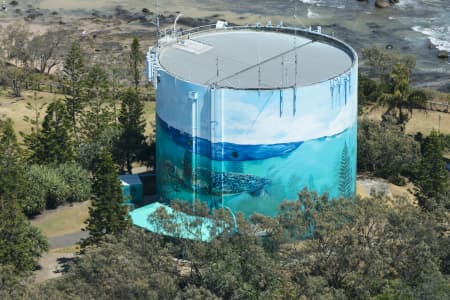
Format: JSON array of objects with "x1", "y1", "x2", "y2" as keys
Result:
[
  {"x1": 156, "y1": 0, "x2": 160, "y2": 47},
  {"x1": 216, "y1": 57, "x2": 220, "y2": 80}
]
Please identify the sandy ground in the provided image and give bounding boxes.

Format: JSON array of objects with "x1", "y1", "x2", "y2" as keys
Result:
[
  {"x1": 34, "y1": 248, "x2": 76, "y2": 283},
  {"x1": 357, "y1": 178, "x2": 417, "y2": 205}
]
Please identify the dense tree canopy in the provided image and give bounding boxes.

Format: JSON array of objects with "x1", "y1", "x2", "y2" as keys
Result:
[
  {"x1": 16, "y1": 192, "x2": 448, "y2": 299},
  {"x1": 0, "y1": 22, "x2": 448, "y2": 300},
  {"x1": 357, "y1": 118, "x2": 421, "y2": 184}
]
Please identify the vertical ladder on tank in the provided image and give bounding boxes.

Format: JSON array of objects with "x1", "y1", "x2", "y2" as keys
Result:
[
  {"x1": 209, "y1": 86, "x2": 223, "y2": 210},
  {"x1": 279, "y1": 53, "x2": 299, "y2": 118},
  {"x1": 189, "y1": 91, "x2": 198, "y2": 207}
]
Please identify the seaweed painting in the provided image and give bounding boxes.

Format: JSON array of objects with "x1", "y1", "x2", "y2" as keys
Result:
[{"x1": 338, "y1": 142, "x2": 353, "y2": 198}]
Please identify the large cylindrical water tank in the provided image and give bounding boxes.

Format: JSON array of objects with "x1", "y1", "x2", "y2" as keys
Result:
[{"x1": 152, "y1": 27, "x2": 358, "y2": 216}]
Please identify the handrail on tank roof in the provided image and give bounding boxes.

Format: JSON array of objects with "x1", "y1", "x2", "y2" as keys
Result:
[
  {"x1": 155, "y1": 24, "x2": 357, "y2": 89},
  {"x1": 157, "y1": 23, "x2": 357, "y2": 64}
]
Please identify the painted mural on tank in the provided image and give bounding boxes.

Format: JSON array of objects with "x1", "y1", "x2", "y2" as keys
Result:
[{"x1": 156, "y1": 65, "x2": 358, "y2": 217}]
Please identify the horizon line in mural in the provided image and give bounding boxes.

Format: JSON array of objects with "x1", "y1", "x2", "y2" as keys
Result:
[{"x1": 157, "y1": 114, "x2": 352, "y2": 162}]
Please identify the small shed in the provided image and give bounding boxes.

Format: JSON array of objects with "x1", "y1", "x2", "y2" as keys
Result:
[{"x1": 119, "y1": 174, "x2": 143, "y2": 204}]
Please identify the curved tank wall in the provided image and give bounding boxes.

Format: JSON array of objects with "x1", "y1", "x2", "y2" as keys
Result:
[{"x1": 155, "y1": 32, "x2": 358, "y2": 217}]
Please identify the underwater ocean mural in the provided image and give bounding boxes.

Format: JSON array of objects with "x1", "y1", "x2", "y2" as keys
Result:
[{"x1": 155, "y1": 64, "x2": 358, "y2": 217}]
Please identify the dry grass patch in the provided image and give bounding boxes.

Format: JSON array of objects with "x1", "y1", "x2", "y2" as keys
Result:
[
  {"x1": 388, "y1": 182, "x2": 417, "y2": 204},
  {"x1": 143, "y1": 100, "x2": 156, "y2": 136},
  {"x1": 356, "y1": 181, "x2": 369, "y2": 198},
  {"x1": 31, "y1": 201, "x2": 90, "y2": 238},
  {"x1": 362, "y1": 106, "x2": 450, "y2": 135},
  {"x1": 0, "y1": 89, "x2": 157, "y2": 137},
  {"x1": 0, "y1": 89, "x2": 60, "y2": 136},
  {"x1": 51, "y1": 245, "x2": 80, "y2": 254}
]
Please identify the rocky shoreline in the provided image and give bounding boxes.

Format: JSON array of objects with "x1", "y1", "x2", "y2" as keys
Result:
[{"x1": 1, "y1": 1, "x2": 449, "y2": 92}]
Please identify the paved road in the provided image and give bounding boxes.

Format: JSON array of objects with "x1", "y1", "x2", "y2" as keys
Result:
[{"x1": 48, "y1": 231, "x2": 89, "y2": 249}]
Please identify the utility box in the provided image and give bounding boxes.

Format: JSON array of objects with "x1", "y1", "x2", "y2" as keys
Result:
[
  {"x1": 120, "y1": 180, "x2": 132, "y2": 203},
  {"x1": 119, "y1": 175, "x2": 143, "y2": 204}
]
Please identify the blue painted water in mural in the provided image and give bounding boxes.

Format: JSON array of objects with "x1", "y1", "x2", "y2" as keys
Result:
[
  {"x1": 156, "y1": 116, "x2": 357, "y2": 217},
  {"x1": 157, "y1": 115, "x2": 306, "y2": 161},
  {"x1": 155, "y1": 62, "x2": 358, "y2": 217}
]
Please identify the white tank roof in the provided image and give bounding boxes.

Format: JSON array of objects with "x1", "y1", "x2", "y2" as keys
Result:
[{"x1": 158, "y1": 29, "x2": 355, "y2": 89}]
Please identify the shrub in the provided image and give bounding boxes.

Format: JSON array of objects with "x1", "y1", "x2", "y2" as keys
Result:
[
  {"x1": 21, "y1": 166, "x2": 47, "y2": 216},
  {"x1": 57, "y1": 163, "x2": 91, "y2": 204},
  {"x1": 25, "y1": 165, "x2": 69, "y2": 209},
  {"x1": 20, "y1": 164, "x2": 91, "y2": 215},
  {"x1": 43, "y1": 167, "x2": 70, "y2": 209},
  {"x1": 357, "y1": 119, "x2": 421, "y2": 183}
]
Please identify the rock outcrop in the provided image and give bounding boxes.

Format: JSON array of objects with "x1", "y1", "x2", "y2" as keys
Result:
[
  {"x1": 437, "y1": 50, "x2": 449, "y2": 59},
  {"x1": 375, "y1": 0, "x2": 390, "y2": 8}
]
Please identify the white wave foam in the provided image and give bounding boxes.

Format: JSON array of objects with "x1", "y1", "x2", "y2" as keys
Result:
[
  {"x1": 428, "y1": 37, "x2": 450, "y2": 52},
  {"x1": 412, "y1": 25, "x2": 450, "y2": 51},
  {"x1": 298, "y1": 0, "x2": 346, "y2": 9},
  {"x1": 298, "y1": 0, "x2": 320, "y2": 4},
  {"x1": 395, "y1": 0, "x2": 422, "y2": 9}
]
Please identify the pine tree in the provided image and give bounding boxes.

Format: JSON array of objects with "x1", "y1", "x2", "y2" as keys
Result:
[
  {"x1": 0, "y1": 119, "x2": 23, "y2": 198},
  {"x1": 31, "y1": 101, "x2": 74, "y2": 164},
  {"x1": 415, "y1": 130, "x2": 449, "y2": 210},
  {"x1": 338, "y1": 142, "x2": 353, "y2": 198},
  {"x1": 0, "y1": 197, "x2": 48, "y2": 273},
  {"x1": 63, "y1": 42, "x2": 86, "y2": 143},
  {"x1": 80, "y1": 64, "x2": 114, "y2": 141},
  {"x1": 115, "y1": 89, "x2": 146, "y2": 173},
  {"x1": 82, "y1": 150, "x2": 130, "y2": 247},
  {"x1": 129, "y1": 37, "x2": 144, "y2": 92}
]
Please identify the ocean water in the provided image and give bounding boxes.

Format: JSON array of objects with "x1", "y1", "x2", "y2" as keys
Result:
[
  {"x1": 27, "y1": 0, "x2": 450, "y2": 53},
  {"x1": 226, "y1": 0, "x2": 450, "y2": 88},
  {"x1": 17, "y1": 0, "x2": 447, "y2": 89}
]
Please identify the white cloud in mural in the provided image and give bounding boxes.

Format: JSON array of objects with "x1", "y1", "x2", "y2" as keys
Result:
[
  {"x1": 222, "y1": 90, "x2": 357, "y2": 145},
  {"x1": 157, "y1": 73, "x2": 358, "y2": 146}
]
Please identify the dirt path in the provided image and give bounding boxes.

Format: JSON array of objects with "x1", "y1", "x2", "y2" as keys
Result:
[
  {"x1": 35, "y1": 251, "x2": 75, "y2": 283},
  {"x1": 34, "y1": 230, "x2": 89, "y2": 283},
  {"x1": 48, "y1": 231, "x2": 89, "y2": 249}
]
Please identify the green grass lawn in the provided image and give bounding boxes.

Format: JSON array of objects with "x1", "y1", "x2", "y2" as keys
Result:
[{"x1": 31, "y1": 201, "x2": 91, "y2": 238}]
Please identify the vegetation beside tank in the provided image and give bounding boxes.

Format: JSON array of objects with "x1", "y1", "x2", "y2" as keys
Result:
[{"x1": 0, "y1": 18, "x2": 448, "y2": 300}]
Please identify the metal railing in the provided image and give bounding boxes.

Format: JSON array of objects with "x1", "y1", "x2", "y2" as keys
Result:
[{"x1": 155, "y1": 23, "x2": 359, "y2": 89}]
